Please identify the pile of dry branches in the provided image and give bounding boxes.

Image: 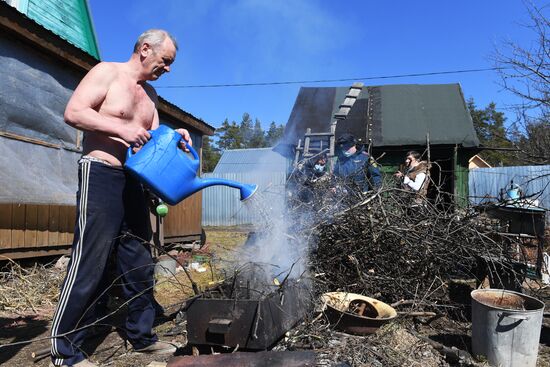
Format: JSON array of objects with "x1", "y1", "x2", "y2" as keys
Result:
[{"x1": 288, "y1": 173, "x2": 514, "y2": 312}]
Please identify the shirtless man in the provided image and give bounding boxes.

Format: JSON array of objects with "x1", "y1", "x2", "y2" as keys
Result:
[{"x1": 50, "y1": 29, "x2": 189, "y2": 367}]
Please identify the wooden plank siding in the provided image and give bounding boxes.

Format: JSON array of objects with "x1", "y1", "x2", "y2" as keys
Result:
[
  {"x1": 12, "y1": 204, "x2": 26, "y2": 248},
  {"x1": 48, "y1": 204, "x2": 60, "y2": 246},
  {"x1": 24, "y1": 204, "x2": 38, "y2": 247},
  {"x1": 164, "y1": 191, "x2": 203, "y2": 241},
  {"x1": 0, "y1": 203, "x2": 74, "y2": 259},
  {"x1": 0, "y1": 204, "x2": 12, "y2": 249},
  {"x1": 26, "y1": 0, "x2": 100, "y2": 58},
  {"x1": 0, "y1": 192, "x2": 203, "y2": 258}
]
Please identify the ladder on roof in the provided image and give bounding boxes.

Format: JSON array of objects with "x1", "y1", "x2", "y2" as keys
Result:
[{"x1": 293, "y1": 82, "x2": 364, "y2": 168}]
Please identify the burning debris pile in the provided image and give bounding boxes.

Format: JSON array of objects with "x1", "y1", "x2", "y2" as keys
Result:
[{"x1": 262, "y1": 173, "x2": 531, "y2": 366}]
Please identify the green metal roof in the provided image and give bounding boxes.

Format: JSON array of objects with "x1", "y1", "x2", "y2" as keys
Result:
[
  {"x1": 5, "y1": 0, "x2": 100, "y2": 59},
  {"x1": 280, "y1": 83, "x2": 480, "y2": 149},
  {"x1": 369, "y1": 84, "x2": 479, "y2": 147}
]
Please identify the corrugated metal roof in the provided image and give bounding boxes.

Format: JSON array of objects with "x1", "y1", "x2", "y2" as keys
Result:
[{"x1": 213, "y1": 147, "x2": 289, "y2": 174}]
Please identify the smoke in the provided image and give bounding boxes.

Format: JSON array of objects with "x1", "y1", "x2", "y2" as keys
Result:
[{"x1": 241, "y1": 190, "x2": 309, "y2": 285}]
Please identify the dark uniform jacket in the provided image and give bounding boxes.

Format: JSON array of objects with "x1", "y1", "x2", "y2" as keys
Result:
[{"x1": 333, "y1": 148, "x2": 382, "y2": 192}]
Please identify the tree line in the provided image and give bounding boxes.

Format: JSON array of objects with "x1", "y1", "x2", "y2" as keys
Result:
[
  {"x1": 202, "y1": 113, "x2": 285, "y2": 172},
  {"x1": 467, "y1": 97, "x2": 549, "y2": 167},
  {"x1": 469, "y1": 2, "x2": 549, "y2": 167}
]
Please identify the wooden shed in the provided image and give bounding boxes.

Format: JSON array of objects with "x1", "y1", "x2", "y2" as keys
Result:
[
  {"x1": 275, "y1": 84, "x2": 481, "y2": 205},
  {"x1": 0, "y1": 0, "x2": 214, "y2": 260}
]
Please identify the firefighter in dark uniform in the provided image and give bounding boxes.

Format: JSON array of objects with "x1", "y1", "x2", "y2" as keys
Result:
[{"x1": 333, "y1": 133, "x2": 382, "y2": 192}]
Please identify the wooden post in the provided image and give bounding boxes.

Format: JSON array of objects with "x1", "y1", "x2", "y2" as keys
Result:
[
  {"x1": 303, "y1": 128, "x2": 311, "y2": 157},
  {"x1": 293, "y1": 139, "x2": 302, "y2": 168},
  {"x1": 329, "y1": 123, "x2": 336, "y2": 158}
]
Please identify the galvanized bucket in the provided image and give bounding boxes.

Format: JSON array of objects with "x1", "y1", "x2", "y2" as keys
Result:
[{"x1": 471, "y1": 288, "x2": 544, "y2": 367}]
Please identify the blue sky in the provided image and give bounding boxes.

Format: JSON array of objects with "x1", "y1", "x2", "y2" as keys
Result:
[{"x1": 89, "y1": 0, "x2": 543, "y2": 130}]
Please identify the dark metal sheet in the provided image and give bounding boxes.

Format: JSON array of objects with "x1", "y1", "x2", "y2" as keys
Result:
[{"x1": 186, "y1": 283, "x2": 307, "y2": 350}]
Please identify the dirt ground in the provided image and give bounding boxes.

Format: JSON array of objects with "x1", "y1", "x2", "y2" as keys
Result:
[
  {"x1": 0, "y1": 227, "x2": 249, "y2": 367},
  {"x1": 1, "y1": 226, "x2": 550, "y2": 366}
]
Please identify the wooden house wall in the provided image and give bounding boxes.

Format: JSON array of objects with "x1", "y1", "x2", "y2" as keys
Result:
[
  {"x1": 163, "y1": 192, "x2": 203, "y2": 242},
  {"x1": 0, "y1": 203, "x2": 75, "y2": 259},
  {"x1": 158, "y1": 123, "x2": 205, "y2": 242},
  {"x1": 0, "y1": 26, "x2": 81, "y2": 259},
  {"x1": 454, "y1": 148, "x2": 471, "y2": 206},
  {"x1": 24, "y1": 0, "x2": 99, "y2": 58}
]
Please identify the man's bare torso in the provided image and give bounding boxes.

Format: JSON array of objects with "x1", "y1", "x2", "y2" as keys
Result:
[{"x1": 83, "y1": 62, "x2": 157, "y2": 167}]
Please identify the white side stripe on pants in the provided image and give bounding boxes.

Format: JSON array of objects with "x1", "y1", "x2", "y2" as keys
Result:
[{"x1": 50, "y1": 160, "x2": 90, "y2": 365}]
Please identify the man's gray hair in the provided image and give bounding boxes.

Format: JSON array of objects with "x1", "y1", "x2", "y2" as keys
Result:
[{"x1": 133, "y1": 29, "x2": 178, "y2": 53}]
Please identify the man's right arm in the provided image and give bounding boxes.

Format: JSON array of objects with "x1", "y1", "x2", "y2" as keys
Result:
[{"x1": 64, "y1": 63, "x2": 150, "y2": 146}]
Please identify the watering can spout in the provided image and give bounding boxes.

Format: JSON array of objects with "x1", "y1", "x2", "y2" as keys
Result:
[{"x1": 197, "y1": 178, "x2": 258, "y2": 201}]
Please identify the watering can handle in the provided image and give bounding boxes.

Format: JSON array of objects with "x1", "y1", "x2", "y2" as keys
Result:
[
  {"x1": 498, "y1": 312, "x2": 529, "y2": 321},
  {"x1": 125, "y1": 129, "x2": 198, "y2": 161},
  {"x1": 126, "y1": 129, "x2": 155, "y2": 159},
  {"x1": 182, "y1": 140, "x2": 200, "y2": 161}
]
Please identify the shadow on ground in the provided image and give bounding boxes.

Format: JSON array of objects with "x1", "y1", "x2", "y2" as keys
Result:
[{"x1": 0, "y1": 316, "x2": 49, "y2": 365}]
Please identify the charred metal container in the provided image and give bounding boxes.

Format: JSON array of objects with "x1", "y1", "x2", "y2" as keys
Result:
[{"x1": 186, "y1": 281, "x2": 307, "y2": 350}]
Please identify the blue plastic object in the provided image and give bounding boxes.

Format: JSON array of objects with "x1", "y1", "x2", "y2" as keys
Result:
[
  {"x1": 125, "y1": 125, "x2": 258, "y2": 205},
  {"x1": 507, "y1": 188, "x2": 520, "y2": 200}
]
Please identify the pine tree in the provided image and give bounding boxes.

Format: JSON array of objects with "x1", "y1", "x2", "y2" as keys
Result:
[
  {"x1": 467, "y1": 98, "x2": 517, "y2": 166},
  {"x1": 266, "y1": 121, "x2": 285, "y2": 146},
  {"x1": 249, "y1": 118, "x2": 266, "y2": 148},
  {"x1": 239, "y1": 113, "x2": 253, "y2": 146},
  {"x1": 201, "y1": 135, "x2": 221, "y2": 172},
  {"x1": 216, "y1": 118, "x2": 243, "y2": 150}
]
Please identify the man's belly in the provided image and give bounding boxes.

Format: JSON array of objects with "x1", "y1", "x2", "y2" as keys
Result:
[{"x1": 82, "y1": 134, "x2": 129, "y2": 167}]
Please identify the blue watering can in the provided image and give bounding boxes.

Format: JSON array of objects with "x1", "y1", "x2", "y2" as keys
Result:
[{"x1": 125, "y1": 125, "x2": 258, "y2": 206}]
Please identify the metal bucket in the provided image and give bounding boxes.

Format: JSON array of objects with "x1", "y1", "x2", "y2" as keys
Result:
[{"x1": 471, "y1": 289, "x2": 544, "y2": 367}]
